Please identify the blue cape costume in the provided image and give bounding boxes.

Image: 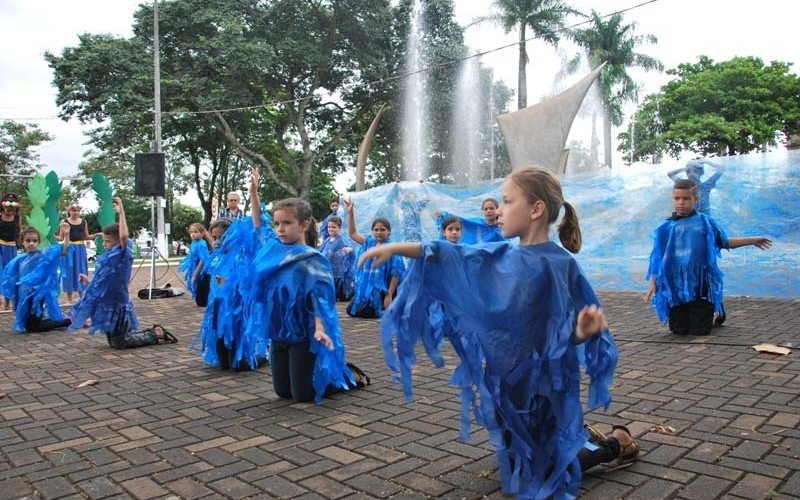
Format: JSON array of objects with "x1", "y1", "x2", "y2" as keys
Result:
[
  {"x1": 68, "y1": 240, "x2": 138, "y2": 334},
  {"x1": 348, "y1": 236, "x2": 405, "y2": 317},
  {"x1": 193, "y1": 216, "x2": 271, "y2": 368},
  {"x1": 178, "y1": 239, "x2": 212, "y2": 298},
  {"x1": 246, "y1": 238, "x2": 354, "y2": 402},
  {"x1": 2, "y1": 245, "x2": 66, "y2": 332},
  {"x1": 382, "y1": 240, "x2": 617, "y2": 500},
  {"x1": 647, "y1": 211, "x2": 729, "y2": 322},
  {"x1": 437, "y1": 211, "x2": 505, "y2": 244}
]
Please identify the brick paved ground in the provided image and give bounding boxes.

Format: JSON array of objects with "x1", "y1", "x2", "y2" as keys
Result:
[{"x1": 0, "y1": 261, "x2": 798, "y2": 500}]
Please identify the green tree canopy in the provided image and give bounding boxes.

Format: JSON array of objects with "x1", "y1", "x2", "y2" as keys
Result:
[
  {"x1": 620, "y1": 56, "x2": 800, "y2": 160},
  {"x1": 0, "y1": 120, "x2": 53, "y2": 195}
]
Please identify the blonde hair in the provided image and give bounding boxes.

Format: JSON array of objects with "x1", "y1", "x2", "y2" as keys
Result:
[
  {"x1": 507, "y1": 166, "x2": 582, "y2": 253},
  {"x1": 188, "y1": 222, "x2": 205, "y2": 232}
]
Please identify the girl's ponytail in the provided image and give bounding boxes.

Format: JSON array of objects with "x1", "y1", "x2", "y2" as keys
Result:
[{"x1": 558, "y1": 201, "x2": 582, "y2": 254}]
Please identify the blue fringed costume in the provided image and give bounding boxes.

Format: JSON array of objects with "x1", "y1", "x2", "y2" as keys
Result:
[
  {"x1": 178, "y1": 238, "x2": 212, "y2": 298},
  {"x1": 347, "y1": 236, "x2": 405, "y2": 318},
  {"x1": 193, "y1": 216, "x2": 271, "y2": 370},
  {"x1": 318, "y1": 235, "x2": 355, "y2": 301},
  {"x1": 382, "y1": 241, "x2": 618, "y2": 500},
  {"x1": 2, "y1": 245, "x2": 69, "y2": 333},
  {"x1": 68, "y1": 240, "x2": 138, "y2": 336},
  {"x1": 246, "y1": 238, "x2": 355, "y2": 402},
  {"x1": 647, "y1": 211, "x2": 729, "y2": 334}
]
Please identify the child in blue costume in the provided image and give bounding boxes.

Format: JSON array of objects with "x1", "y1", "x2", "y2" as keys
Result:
[
  {"x1": 60, "y1": 201, "x2": 96, "y2": 305},
  {"x1": 646, "y1": 179, "x2": 772, "y2": 336},
  {"x1": 667, "y1": 159, "x2": 723, "y2": 215},
  {"x1": 246, "y1": 188, "x2": 367, "y2": 402},
  {"x1": 318, "y1": 198, "x2": 341, "y2": 242},
  {"x1": 2, "y1": 226, "x2": 71, "y2": 333},
  {"x1": 440, "y1": 215, "x2": 463, "y2": 244},
  {"x1": 178, "y1": 222, "x2": 213, "y2": 306},
  {"x1": 0, "y1": 193, "x2": 22, "y2": 311},
  {"x1": 194, "y1": 173, "x2": 269, "y2": 371},
  {"x1": 344, "y1": 199, "x2": 404, "y2": 318},
  {"x1": 435, "y1": 197, "x2": 505, "y2": 244},
  {"x1": 69, "y1": 197, "x2": 176, "y2": 348},
  {"x1": 360, "y1": 166, "x2": 630, "y2": 500},
  {"x1": 318, "y1": 216, "x2": 355, "y2": 301}
]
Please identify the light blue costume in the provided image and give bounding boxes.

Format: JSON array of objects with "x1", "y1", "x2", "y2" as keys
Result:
[
  {"x1": 436, "y1": 211, "x2": 505, "y2": 244},
  {"x1": 382, "y1": 241, "x2": 617, "y2": 500},
  {"x1": 348, "y1": 236, "x2": 405, "y2": 318},
  {"x1": 178, "y1": 239, "x2": 212, "y2": 298}
]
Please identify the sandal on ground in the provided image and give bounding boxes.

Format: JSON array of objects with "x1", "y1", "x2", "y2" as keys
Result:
[
  {"x1": 346, "y1": 362, "x2": 370, "y2": 388},
  {"x1": 611, "y1": 424, "x2": 640, "y2": 463},
  {"x1": 584, "y1": 421, "x2": 607, "y2": 443},
  {"x1": 153, "y1": 324, "x2": 178, "y2": 344}
]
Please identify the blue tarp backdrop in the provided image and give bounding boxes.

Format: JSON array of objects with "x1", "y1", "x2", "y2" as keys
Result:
[{"x1": 344, "y1": 149, "x2": 799, "y2": 299}]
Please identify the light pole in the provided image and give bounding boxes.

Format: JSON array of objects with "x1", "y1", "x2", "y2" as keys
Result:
[{"x1": 153, "y1": 0, "x2": 167, "y2": 259}]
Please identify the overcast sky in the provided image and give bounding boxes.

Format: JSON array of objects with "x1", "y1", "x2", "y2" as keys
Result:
[{"x1": 1, "y1": 0, "x2": 798, "y2": 183}]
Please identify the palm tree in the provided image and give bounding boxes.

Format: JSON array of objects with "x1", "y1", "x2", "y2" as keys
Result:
[
  {"x1": 487, "y1": 0, "x2": 582, "y2": 109},
  {"x1": 572, "y1": 10, "x2": 663, "y2": 167}
]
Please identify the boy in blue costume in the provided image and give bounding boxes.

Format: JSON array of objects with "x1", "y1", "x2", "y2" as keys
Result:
[
  {"x1": 360, "y1": 166, "x2": 633, "y2": 500},
  {"x1": 69, "y1": 197, "x2": 176, "y2": 348},
  {"x1": 344, "y1": 199, "x2": 404, "y2": 318},
  {"x1": 318, "y1": 216, "x2": 355, "y2": 301},
  {"x1": 2, "y1": 226, "x2": 71, "y2": 333},
  {"x1": 318, "y1": 198, "x2": 341, "y2": 242},
  {"x1": 646, "y1": 179, "x2": 772, "y2": 336}
]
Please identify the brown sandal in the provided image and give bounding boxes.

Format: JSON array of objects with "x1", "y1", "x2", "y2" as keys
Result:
[
  {"x1": 584, "y1": 421, "x2": 607, "y2": 442},
  {"x1": 611, "y1": 424, "x2": 640, "y2": 463}
]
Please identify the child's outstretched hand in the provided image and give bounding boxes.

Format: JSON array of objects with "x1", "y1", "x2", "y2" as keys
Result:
[
  {"x1": 78, "y1": 273, "x2": 90, "y2": 285},
  {"x1": 344, "y1": 198, "x2": 354, "y2": 213},
  {"x1": 112, "y1": 197, "x2": 124, "y2": 213},
  {"x1": 575, "y1": 305, "x2": 607, "y2": 342},
  {"x1": 751, "y1": 237, "x2": 772, "y2": 250},
  {"x1": 358, "y1": 246, "x2": 390, "y2": 269},
  {"x1": 250, "y1": 168, "x2": 259, "y2": 189}
]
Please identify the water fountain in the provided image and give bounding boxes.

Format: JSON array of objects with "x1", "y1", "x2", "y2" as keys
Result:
[
  {"x1": 450, "y1": 54, "x2": 485, "y2": 184},
  {"x1": 400, "y1": 0, "x2": 429, "y2": 181}
]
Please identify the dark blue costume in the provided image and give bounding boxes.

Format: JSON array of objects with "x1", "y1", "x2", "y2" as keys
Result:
[
  {"x1": 437, "y1": 211, "x2": 504, "y2": 244},
  {"x1": 647, "y1": 211, "x2": 729, "y2": 323},
  {"x1": 382, "y1": 241, "x2": 617, "y2": 500},
  {"x1": 2, "y1": 245, "x2": 67, "y2": 332},
  {"x1": 68, "y1": 240, "x2": 138, "y2": 335},
  {"x1": 348, "y1": 236, "x2": 405, "y2": 318}
]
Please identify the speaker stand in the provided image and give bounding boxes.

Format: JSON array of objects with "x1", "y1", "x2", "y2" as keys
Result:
[{"x1": 145, "y1": 197, "x2": 158, "y2": 300}]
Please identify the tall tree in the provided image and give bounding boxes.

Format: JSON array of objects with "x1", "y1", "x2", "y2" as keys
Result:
[
  {"x1": 572, "y1": 10, "x2": 662, "y2": 168},
  {"x1": 485, "y1": 0, "x2": 581, "y2": 109},
  {"x1": 619, "y1": 56, "x2": 800, "y2": 160},
  {"x1": 0, "y1": 120, "x2": 53, "y2": 195}
]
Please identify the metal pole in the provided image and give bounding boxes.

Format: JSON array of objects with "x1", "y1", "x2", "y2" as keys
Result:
[{"x1": 153, "y1": 0, "x2": 167, "y2": 267}]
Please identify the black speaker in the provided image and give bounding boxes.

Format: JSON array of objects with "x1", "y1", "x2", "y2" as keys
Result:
[{"x1": 134, "y1": 153, "x2": 166, "y2": 197}]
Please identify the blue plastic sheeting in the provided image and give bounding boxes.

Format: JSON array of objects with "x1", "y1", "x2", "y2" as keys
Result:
[{"x1": 345, "y1": 150, "x2": 799, "y2": 299}]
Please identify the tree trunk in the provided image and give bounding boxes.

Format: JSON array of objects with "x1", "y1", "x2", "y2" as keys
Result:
[
  {"x1": 517, "y1": 23, "x2": 527, "y2": 109},
  {"x1": 603, "y1": 110, "x2": 613, "y2": 168},
  {"x1": 356, "y1": 104, "x2": 388, "y2": 191},
  {"x1": 590, "y1": 111, "x2": 599, "y2": 167}
]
